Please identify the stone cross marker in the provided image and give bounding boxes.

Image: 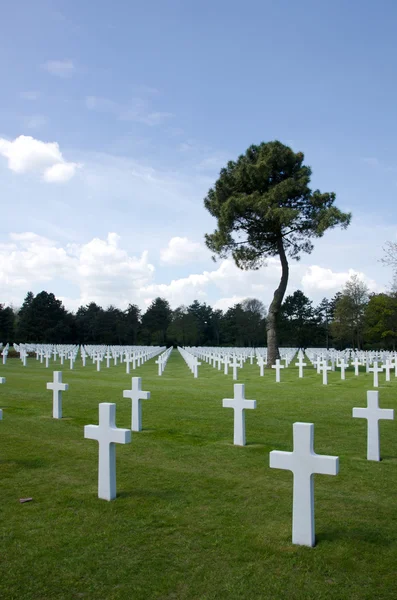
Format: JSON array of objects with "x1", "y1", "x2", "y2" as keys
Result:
[
  {"x1": 0, "y1": 377, "x2": 5, "y2": 384},
  {"x1": 84, "y1": 403, "x2": 131, "y2": 501},
  {"x1": 295, "y1": 355, "x2": 307, "y2": 378},
  {"x1": 383, "y1": 359, "x2": 391, "y2": 382},
  {"x1": 257, "y1": 356, "x2": 265, "y2": 377},
  {"x1": 270, "y1": 422, "x2": 339, "y2": 547},
  {"x1": 222, "y1": 383, "x2": 256, "y2": 446},
  {"x1": 351, "y1": 358, "x2": 361, "y2": 376},
  {"x1": 320, "y1": 360, "x2": 331, "y2": 385},
  {"x1": 47, "y1": 371, "x2": 69, "y2": 419},
  {"x1": 272, "y1": 359, "x2": 284, "y2": 383},
  {"x1": 368, "y1": 361, "x2": 383, "y2": 388},
  {"x1": 353, "y1": 390, "x2": 394, "y2": 461},
  {"x1": 123, "y1": 377, "x2": 150, "y2": 432},
  {"x1": 229, "y1": 356, "x2": 240, "y2": 381}
]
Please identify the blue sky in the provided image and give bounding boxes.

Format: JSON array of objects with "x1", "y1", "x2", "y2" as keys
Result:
[{"x1": 1, "y1": 0, "x2": 397, "y2": 312}]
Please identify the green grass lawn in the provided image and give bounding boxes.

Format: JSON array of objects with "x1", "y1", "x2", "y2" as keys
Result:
[{"x1": 1, "y1": 350, "x2": 397, "y2": 600}]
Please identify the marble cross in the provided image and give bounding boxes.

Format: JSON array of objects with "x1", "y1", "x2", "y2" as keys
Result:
[
  {"x1": 84, "y1": 403, "x2": 131, "y2": 500},
  {"x1": 257, "y1": 356, "x2": 265, "y2": 377},
  {"x1": 368, "y1": 361, "x2": 383, "y2": 388},
  {"x1": 123, "y1": 377, "x2": 150, "y2": 432},
  {"x1": 270, "y1": 422, "x2": 339, "y2": 547},
  {"x1": 295, "y1": 355, "x2": 307, "y2": 378},
  {"x1": 272, "y1": 359, "x2": 284, "y2": 383},
  {"x1": 351, "y1": 358, "x2": 361, "y2": 376},
  {"x1": 383, "y1": 360, "x2": 391, "y2": 382},
  {"x1": 229, "y1": 356, "x2": 240, "y2": 381},
  {"x1": 222, "y1": 383, "x2": 256, "y2": 446},
  {"x1": 353, "y1": 391, "x2": 394, "y2": 461},
  {"x1": 96, "y1": 356, "x2": 101, "y2": 372},
  {"x1": 338, "y1": 359, "x2": 348, "y2": 380},
  {"x1": 320, "y1": 360, "x2": 331, "y2": 385},
  {"x1": 47, "y1": 371, "x2": 69, "y2": 419}
]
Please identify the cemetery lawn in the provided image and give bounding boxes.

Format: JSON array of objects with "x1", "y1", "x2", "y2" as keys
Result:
[{"x1": 1, "y1": 351, "x2": 397, "y2": 600}]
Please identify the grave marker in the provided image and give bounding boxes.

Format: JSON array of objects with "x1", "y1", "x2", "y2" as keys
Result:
[
  {"x1": 270, "y1": 422, "x2": 339, "y2": 547},
  {"x1": 46, "y1": 371, "x2": 69, "y2": 419},
  {"x1": 84, "y1": 403, "x2": 131, "y2": 500},
  {"x1": 222, "y1": 384, "x2": 256, "y2": 446},
  {"x1": 123, "y1": 377, "x2": 150, "y2": 432},
  {"x1": 352, "y1": 391, "x2": 394, "y2": 461}
]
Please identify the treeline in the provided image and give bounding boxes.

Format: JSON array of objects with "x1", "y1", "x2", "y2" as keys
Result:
[{"x1": 1, "y1": 274, "x2": 396, "y2": 349}]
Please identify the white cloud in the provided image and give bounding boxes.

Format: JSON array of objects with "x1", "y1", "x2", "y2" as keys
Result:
[
  {"x1": 301, "y1": 265, "x2": 381, "y2": 294},
  {"x1": 160, "y1": 237, "x2": 207, "y2": 265},
  {"x1": 0, "y1": 135, "x2": 80, "y2": 183},
  {"x1": 0, "y1": 232, "x2": 155, "y2": 309},
  {"x1": 213, "y1": 296, "x2": 246, "y2": 311},
  {"x1": 43, "y1": 162, "x2": 80, "y2": 183},
  {"x1": 0, "y1": 229, "x2": 388, "y2": 312},
  {"x1": 42, "y1": 59, "x2": 75, "y2": 78}
]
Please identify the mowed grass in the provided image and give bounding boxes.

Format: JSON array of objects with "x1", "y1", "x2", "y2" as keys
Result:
[{"x1": 1, "y1": 351, "x2": 397, "y2": 600}]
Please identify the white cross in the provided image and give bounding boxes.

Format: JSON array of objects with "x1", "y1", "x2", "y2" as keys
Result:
[
  {"x1": 313, "y1": 357, "x2": 322, "y2": 374},
  {"x1": 70, "y1": 354, "x2": 74, "y2": 370},
  {"x1": 338, "y1": 359, "x2": 348, "y2": 380},
  {"x1": 45, "y1": 354, "x2": 50, "y2": 368},
  {"x1": 82, "y1": 353, "x2": 86, "y2": 367},
  {"x1": 353, "y1": 391, "x2": 394, "y2": 461},
  {"x1": 60, "y1": 353, "x2": 65, "y2": 366},
  {"x1": 319, "y1": 360, "x2": 331, "y2": 385},
  {"x1": 229, "y1": 356, "x2": 239, "y2": 381},
  {"x1": 46, "y1": 371, "x2": 69, "y2": 419},
  {"x1": 270, "y1": 422, "x2": 339, "y2": 547},
  {"x1": 0, "y1": 377, "x2": 5, "y2": 384},
  {"x1": 155, "y1": 357, "x2": 163, "y2": 376},
  {"x1": 272, "y1": 359, "x2": 284, "y2": 383},
  {"x1": 192, "y1": 356, "x2": 201, "y2": 378},
  {"x1": 222, "y1": 383, "x2": 256, "y2": 446},
  {"x1": 223, "y1": 357, "x2": 229, "y2": 375},
  {"x1": 351, "y1": 358, "x2": 361, "y2": 376},
  {"x1": 84, "y1": 403, "x2": 131, "y2": 500},
  {"x1": 368, "y1": 361, "x2": 383, "y2": 388},
  {"x1": 295, "y1": 355, "x2": 307, "y2": 378},
  {"x1": 383, "y1": 360, "x2": 391, "y2": 382},
  {"x1": 123, "y1": 377, "x2": 150, "y2": 432},
  {"x1": 96, "y1": 356, "x2": 101, "y2": 372},
  {"x1": 257, "y1": 356, "x2": 265, "y2": 377}
]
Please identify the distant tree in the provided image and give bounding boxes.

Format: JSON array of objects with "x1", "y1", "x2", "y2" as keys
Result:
[
  {"x1": 124, "y1": 304, "x2": 141, "y2": 345},
  {"x1": 0, "y1": 304, "x2": 15, "y2": 342},
  {"x1": 15, "y1": 291, "x2": 69, "y2": 342},
  {"x1": 364, "y1": 293, "x2": 397, "y2": 349},
  {"x1": 141, "y1": 297, "x2": 172, "y2": 345},
  {"x1": 241, "y1": 298, "x2": 267, "y2": 346},
  {"x1": 75, "y1": 303, "x2": 104, "y2": 343},
  {"x1": 315, "y1": 297, "x2": 332, "y2": 349},
  {"x1": 279, "y1": 290, "x2": 318, "y2": 348},
  {"x1": 167, "y1": 306, "x2": 199, "y2": 346},
  {"x1": 204, "y1": 140, "x2": 351, "y2": 365},
  {"x1": 331, "y1": 275, "x2": 369, "y2": 348}
]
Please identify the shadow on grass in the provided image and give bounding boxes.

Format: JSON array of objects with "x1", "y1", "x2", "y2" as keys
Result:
[
  {"x1": 117, "y1": 488, "x2": 181, "y2": 500},
  {"x1": 0, "y1": 458, "x2": 46, "y2": 469},
  {"x1": 316, "y1": 528, "x2": 395, "y2": 545}
]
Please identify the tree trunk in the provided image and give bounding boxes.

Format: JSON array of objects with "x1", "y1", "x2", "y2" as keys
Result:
[{"x1": 266, "y1": 239, "x2": 289, "y2": 366}]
